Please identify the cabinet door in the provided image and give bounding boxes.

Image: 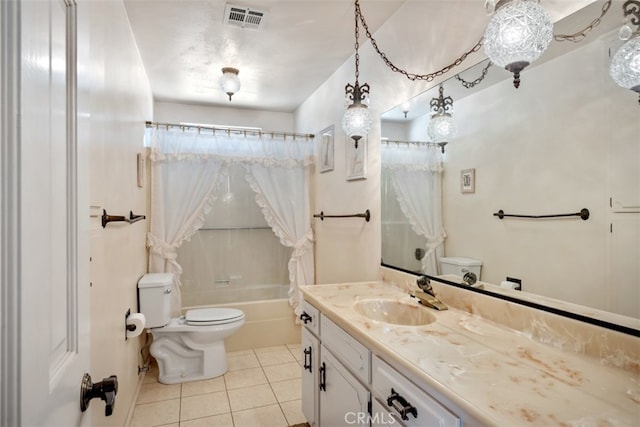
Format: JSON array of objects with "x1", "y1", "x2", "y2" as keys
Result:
[
  {"x1": 302, "y1": 328, "x2": 319, "y2": 426},
  {"x1": 320, "y1": 345, "x2": 370, "y2": 427}
]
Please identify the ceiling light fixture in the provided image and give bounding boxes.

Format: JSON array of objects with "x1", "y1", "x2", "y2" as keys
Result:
[
  {"x1": 483, "y1": 0, "x2": 553, "y2": 88},
  {"x1": 401, "y1": 102, "x2": 410, "y2": 119},
  {"x1": 219, "y1": 67, "x2": 241, "y2": 101},
  {"x1": 610, "y1": 0, "x2": 640, "y2": 103},
  {"x1": 427, "y1": 86, "x2": 456, "y2": 154},
  {"x1": 341, "y1": 0, "x2": 372, "y2": 149}
]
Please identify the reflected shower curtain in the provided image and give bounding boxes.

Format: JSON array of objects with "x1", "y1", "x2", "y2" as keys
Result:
[
  {"x1": 381, "y1": 143, "x2": 446, "y2": 274},
  {"x1": 145, "y1": 126, "x2": 315, "y2": 316}
]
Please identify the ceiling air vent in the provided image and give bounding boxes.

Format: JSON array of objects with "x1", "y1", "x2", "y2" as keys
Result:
[{"x1": 224, "y1": 4, "x2": 266, "y2": 30}]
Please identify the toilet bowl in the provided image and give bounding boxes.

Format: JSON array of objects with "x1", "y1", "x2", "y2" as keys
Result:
[{"x1": 138, "y1": 273, "x2": 245, "y2": 384}]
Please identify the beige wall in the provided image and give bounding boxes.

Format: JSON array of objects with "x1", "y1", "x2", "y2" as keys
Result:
[{"x1": 80, "y1": 2, "x2": 153, "y2": 425}]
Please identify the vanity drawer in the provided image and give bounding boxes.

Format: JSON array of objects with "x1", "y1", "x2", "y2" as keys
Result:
[
  {"x1": 372, "y1": 356, "x2": 460, "y2": 427},
  {"x1": 300, "y1": 300, "x2": 320, "y2": 336},
  {"x1": 320, "y1": 315, "x2": 370, "y2": 384}
]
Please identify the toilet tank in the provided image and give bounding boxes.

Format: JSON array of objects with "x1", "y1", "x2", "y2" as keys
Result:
[
  {"x1": 138, "y1": 273, "x2": 174, "y2": 328},
  {"x1": 439, "y1": 257, "x2": 482, "y2": 279}
]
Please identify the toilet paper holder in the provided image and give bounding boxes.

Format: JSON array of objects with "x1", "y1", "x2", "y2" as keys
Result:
[{"x1": 125, "y1": 308, "x2": 145, "y2": 340}]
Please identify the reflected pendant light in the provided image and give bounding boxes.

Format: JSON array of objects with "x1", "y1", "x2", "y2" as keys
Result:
[
  {"x1": 427, "y1": 86, "x2": 456, "y2": 154},
  {"x1": 484, "y1": 0, "x2": 553, "y2": 88},
  {"x1": 219, "y1": 67, "x2": 241, "y2": 101},
  {"x1": 342, "y1": 0, "x2": 372, "y2": 149},
  {"x1": 610, "y1": 0, "x2": 640, "y2": 102}
]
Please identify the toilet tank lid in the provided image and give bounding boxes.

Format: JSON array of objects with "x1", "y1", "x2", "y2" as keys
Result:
[
  {"x1": 138, "y1": 273, "x2": 174, "y2": 288},
  {"x1": 440, "y1": 257, "x2": 482, "y2": 267}
]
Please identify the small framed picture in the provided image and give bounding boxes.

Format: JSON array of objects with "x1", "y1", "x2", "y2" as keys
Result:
[
  {"x1": 461, "y1": 168, "x2": 475, "y2": 193},
  {"x1": 346, "y1": 137, "x2": 367, "y2": 181},
  {"x1": 137, "y1": 152, "x2": 145, "y2": 188},
  {"x1": 319, "y1": 125, "x2": 334, "y2": 173}
]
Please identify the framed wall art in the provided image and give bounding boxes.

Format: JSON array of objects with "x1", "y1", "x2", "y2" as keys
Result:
[
  {"x1": 346, "y1": 137, "x2": 367, "y2": 181},
  {"x1": 319, "y1": 125, "x2": 334, "y2": 173},
  {"x1": 461, "y1": 168, "x2": 475, "y2": 193}
]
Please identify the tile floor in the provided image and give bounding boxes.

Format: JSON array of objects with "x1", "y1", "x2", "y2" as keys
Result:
[{"x1": 130, "y1": 344, "x2": 309, "y2": 427}]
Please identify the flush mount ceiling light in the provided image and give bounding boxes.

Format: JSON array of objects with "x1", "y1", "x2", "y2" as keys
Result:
[
  {"x1": 401, "y1": 102, "x2": 410, "y2": 119},
  {"x1": 427, "y1": 86, "x2": 456, "y2": 154},
  {"x1": 341, "y1": 0, "x2": 372, "y2": 149},
  {"x1": 219, "y1": 67, "x2": 241, "y2": 101},
  {"x1": 610, "y1": 0, "x2": 640, "y2": 103},
  {"x1": 484, "y1": 0, "x2": 553, "y2": 88}
]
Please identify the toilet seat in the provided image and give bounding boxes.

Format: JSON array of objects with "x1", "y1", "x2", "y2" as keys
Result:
[{"x1": 185, "y1": 308, "x2": 244, "y2": 326}]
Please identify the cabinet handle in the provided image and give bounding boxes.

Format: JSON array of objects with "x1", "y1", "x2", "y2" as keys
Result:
[
  {"x1": 319, "y1": 362, "x2": 326, "y2": 392},
  {"x1": 303, "y1": 346, "x2": 312, "y2": 373},
  {"x1": 386, "y1": 388, "x2": 417, "y2": 421},
  {"x1": 300, "y1": 311, "x2": 312, "y2": 324}
]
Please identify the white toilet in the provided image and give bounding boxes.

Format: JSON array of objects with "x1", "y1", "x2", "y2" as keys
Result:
[
  {"x1": 137, "y1": 273, "x2": 245, "y2": 384},
  {"x1": 439, "y1": 256, "x2": 483, "y2": 279}
]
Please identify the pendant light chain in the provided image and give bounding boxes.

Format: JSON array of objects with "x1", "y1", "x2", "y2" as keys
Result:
[
  {"x1": 354, "y1": 2, "x2": 360, "y2": 82},
  {"x1": 454, "y1": 61, "x2": 493, "y2": 89},
  {"x1": 554, "y1": 0, "x2": 612, "y2": 42},
  {"x1": 354, "y1": 0, "x2": 483, "y2": 82}
]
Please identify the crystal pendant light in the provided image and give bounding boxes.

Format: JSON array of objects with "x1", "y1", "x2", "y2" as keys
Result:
[
  {"x1": 610, "y1": 1, "x2": 640, "y2": 102},
  {"x1": 342, "y1": 0, "x2": 372, "y2": 149},
  {"x1": 219, "y1": 67, "x2": 241, "y2": 101},
  {"x1": 484, "y1": 0, "x2": 553, "y2": 88},
  {"x1": 427, "y1": 86, "x2": 456, "y2": 154}
]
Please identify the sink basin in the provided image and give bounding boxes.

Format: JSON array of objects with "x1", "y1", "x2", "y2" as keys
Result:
[{"x1": 353, "y1": 299, "x2": 436, "y2": 326}]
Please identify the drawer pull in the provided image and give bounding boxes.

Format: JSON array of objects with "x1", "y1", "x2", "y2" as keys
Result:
[
  {"x1": 303, "y1": 346, "x2": 312, "y2": 373},
  {"x1": 300, "y1": 312, "x2": 312, "y2": 324},
  {"x1": 319, "y1": 362, "x2": 326, "y2": 391},
  {"x1": 386, "y1": 388, "x2": 418, "y2": 421}
]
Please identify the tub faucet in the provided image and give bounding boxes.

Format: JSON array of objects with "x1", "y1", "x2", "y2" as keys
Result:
[{"x1": 413, "y1": 276, "x2": 448, "y2": 311}]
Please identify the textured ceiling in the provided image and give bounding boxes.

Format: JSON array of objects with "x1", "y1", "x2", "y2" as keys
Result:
[{"x1": 124, "y1": 0, "x2": 405, "y2": 112}]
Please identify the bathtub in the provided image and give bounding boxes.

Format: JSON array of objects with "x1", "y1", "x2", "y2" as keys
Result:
[{"x1": 182, "y1": 291, "x2": 300, "y2": 352}]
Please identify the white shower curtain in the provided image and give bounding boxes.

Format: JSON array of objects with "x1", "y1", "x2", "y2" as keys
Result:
[
  {"x1": 145, "y1": 126, "x2": 315, "y2": 316},
  {"x1": 381, "y1": 143, "x2": 446, "y2": 274}
]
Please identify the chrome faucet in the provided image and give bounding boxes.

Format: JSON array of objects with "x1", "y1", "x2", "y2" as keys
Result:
[{"x1": 413, "y1": 276, "x2": 448, "y2": 311}]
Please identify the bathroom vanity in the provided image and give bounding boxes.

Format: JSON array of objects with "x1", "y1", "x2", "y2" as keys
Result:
[{"x1": 300, "y1": 277, "x2": 639, "y2": 426}]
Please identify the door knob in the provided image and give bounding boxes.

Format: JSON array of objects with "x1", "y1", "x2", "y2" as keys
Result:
[{"x1": 80, "y1": 373, "x2": 118, "y2": 416}]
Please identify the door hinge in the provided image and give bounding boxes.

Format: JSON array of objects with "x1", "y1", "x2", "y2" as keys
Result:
[
  {"x1": 610, "y1": 223, "x2": 613, "y2": 233},
  {"x1": 368, "y1": 397, "x2": 372, "y2": 415}
]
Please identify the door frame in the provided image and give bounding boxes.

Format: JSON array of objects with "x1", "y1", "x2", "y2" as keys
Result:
[{"x1": 1, "y1": 0, "x2": 22, "y2": 425}]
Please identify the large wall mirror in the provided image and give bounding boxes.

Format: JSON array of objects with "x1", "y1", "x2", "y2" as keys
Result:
[{"x1": 380, "y1": 1, "x2": 639, "y2": 328}]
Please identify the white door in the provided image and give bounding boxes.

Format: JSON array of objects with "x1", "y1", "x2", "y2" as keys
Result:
[{"x1": 10, "y1": 0, "x2": 91, "y2": 425}]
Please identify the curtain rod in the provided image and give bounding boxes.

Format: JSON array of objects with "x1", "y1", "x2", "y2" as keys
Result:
[
  {"x1": 145, "y1": 121, "x2": 314, "y2": 140},
  {"x1": 382, "y1": 139, "x2": 438, "y2": 147}
]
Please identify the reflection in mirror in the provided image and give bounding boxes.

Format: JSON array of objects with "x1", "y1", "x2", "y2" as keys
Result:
[
  {"x1": 381, "y1": 141, "x2": 444, "y2": 274},
  {"x1": 381, "y1": 1, "x2": 640, "y2": 323}
]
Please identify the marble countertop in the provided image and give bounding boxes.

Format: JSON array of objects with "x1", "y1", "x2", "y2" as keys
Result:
[{"x1": 301, "y1": 281, "x2": 640, "y2": 426}]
